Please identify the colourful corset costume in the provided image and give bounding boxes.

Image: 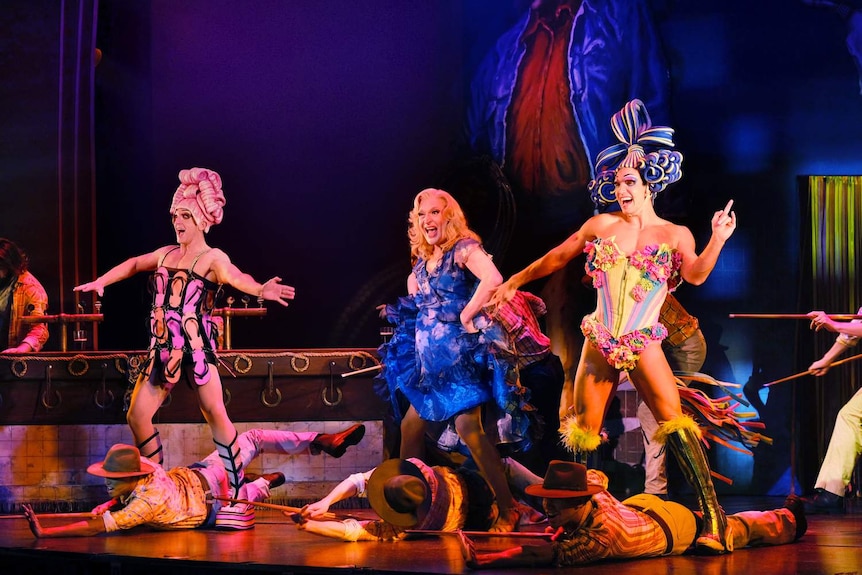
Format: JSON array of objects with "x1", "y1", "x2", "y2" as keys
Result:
[
  {"x1": 142, "y1": 247, "x2": 221, "y2": 389},
  {"x1": 581, "y1": 237, "x2": 682, "y2": 371}
]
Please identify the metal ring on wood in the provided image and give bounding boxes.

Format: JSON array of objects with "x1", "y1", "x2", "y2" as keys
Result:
[
  {"x1": 261, "y1": 387, "x2": 282, "y2": 407},
  {"x1": 115, "y1": 357, "x2": 127, "y2": 375},
  {"x1": 223, "y1": 387, "x2": 231, "y2": 406},
  {"x1": 42, "y1": 365, "x2": 61, "y2": 409},
  {"x1": 94, "y1": 363, "x2": 113, "y2": 409},
  {"x1": 321, "y1": 385, "x2": 343, "y2": 407},
  {"x1": 233, "y1": 354, "x2": 252, "y2": 374},
  {"x1": 68, "y1": 355, "x2": 89, "y2": 377},
  {"x1": 323, "y1": 360, "x2": 343, "y2": 407},
  {"x1": 11, "y1": 359, "x2": 27, "y2": 378},
  {"x1": 94, "y1": 388, "x2": 114, "y2": 409},
  {"x1": 41, "y1": 388, "x2": 62, "y2": 409},
  {"x1": 261, "y1": 360, "x2": 282, "y2": 407},
  {"x1": 290, "y1": 355, "x2": 310, "y2": 373}
]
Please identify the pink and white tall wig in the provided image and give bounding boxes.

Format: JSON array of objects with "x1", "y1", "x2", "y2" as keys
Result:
[{"x1": 169, "y1": 167, "x2": 226, "y2": 233}]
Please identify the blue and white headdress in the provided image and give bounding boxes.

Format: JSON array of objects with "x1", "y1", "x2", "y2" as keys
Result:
[{"x1": 588, "y1": 99, "x2": 683, "y2": 208}]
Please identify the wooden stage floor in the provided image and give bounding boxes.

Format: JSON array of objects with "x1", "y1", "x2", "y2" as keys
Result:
[{"x1": 0, "y1": 497, "x2": 860, "y2": 575}]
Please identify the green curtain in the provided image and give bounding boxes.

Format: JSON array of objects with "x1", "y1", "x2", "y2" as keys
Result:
[{"x1": 807, "y1": 175, "x2": 862, "y2": 495}]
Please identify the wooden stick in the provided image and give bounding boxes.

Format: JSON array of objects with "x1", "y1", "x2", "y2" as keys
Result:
[
  {"x1": 340, "y1": 364, "x2": 382, "y2": 378},
  {"x1": 763, "y1": 370, "x2": 811, "y2": 388},
  {"x1": 406, "y1": 529, "x2": 553, "y2": 539},
  {"x1": 729, "y1": 313, "x2": 862, "y2": 320},
  {"x1": 764, "y1": 352, "x2": 862, "y2": 387},
  {"x1": 208, "y1": 495, "x2": 337, "y2": 519},
  {"x1": 1, "y1": 512, "x2": 94, "y2": 520}
]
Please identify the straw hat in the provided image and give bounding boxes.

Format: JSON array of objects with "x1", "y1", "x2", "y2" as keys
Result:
[{"x1": 86, "y1": 444, "x2": 156, "y2": 479}]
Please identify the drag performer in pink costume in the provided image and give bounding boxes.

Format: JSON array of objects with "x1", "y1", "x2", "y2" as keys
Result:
[
  {"x1": 491, "y1": 100, "x2": 738, "y2": 554},
  {"x1": 75, "y1": 167, "x2": 296, "y2": 528}
]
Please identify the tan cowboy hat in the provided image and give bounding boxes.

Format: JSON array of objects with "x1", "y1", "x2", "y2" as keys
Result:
[
  {"x1": 367, "y1": 459, "x2": 433, "y2": 527},
  {"x1": 86, "y1": 444, "x2": 156, "y2": 479},
  {"x1": 524, "y1": 460, "x2": 603, "y2": 499}
]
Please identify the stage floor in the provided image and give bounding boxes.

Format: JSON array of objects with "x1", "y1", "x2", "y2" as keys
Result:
[{"x1": 0, "y1": 497, "x2": 860, "y2": 575}]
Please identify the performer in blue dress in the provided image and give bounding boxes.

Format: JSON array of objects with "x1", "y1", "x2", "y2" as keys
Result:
[{"x1": 378, "y1": 188, "x2": 531, "y2": 532}]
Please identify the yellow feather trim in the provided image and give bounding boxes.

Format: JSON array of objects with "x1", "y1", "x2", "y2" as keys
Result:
[
  {"x1": 651, "y1": 414, "x2": 702, "y2": 445},
  {"x1": 559, "y1": 416, "x2": 602, "y2": 453}
]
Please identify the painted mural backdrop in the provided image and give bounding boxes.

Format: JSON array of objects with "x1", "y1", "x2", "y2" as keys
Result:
[
  {"x1": 462, "y1": 0, "x2": 671, "y2": 378},
  {"x1": 804, "y1": 0, "x2": 862, "y2": 94}
]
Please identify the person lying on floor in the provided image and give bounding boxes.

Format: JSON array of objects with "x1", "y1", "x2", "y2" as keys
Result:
[
  {"x1": 458, "y1": 460, "x2": 806, "y2": 568},
  {"x1": 292, "y1": 456, "x2": 544, "y2": 542},
  {"x1": 23, "y1": 424, "x2": 365, "y2": 537}
]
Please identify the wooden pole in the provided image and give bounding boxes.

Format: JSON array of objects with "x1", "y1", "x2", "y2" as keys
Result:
[
  {"x1": 764, "y1": 352, "x2": 862, "y2": 387},
  {"x1": 208, "y1": 495, "x2": 337, "y2": 519},
  {"x1": 728, "y1": 313, "x2": 862, "y2": 320},
  {"x1": 340, "y1": 364, "x2": 382, "y2": 378},
  {"x1": 406, "y1": 529, "x2": 553, "y2": 539},
  {"x1": 1, "y1": 512, "x2": 94, "y2": 520}
]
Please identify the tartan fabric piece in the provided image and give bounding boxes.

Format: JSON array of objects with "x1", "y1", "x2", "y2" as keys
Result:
[
  {"x1": 553, "y1": 491, "x2": 668, "y2": 565},
  {"x1": 7, "y1": 272, "x2": 49, "y2": 351},
  {"x1": 491, "y1": 291, "x2": 551, "y2": 369},
  {"x1": 659, "y1": 293, "x2": 699, "y2": 348}
]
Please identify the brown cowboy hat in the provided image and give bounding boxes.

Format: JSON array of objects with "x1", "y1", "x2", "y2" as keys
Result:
[
  {"x1": 367, "y1": 459, "x2": 433, "y2": 527},
  {"x1": 86, "y1": 444, "x2": 156, "y2": 479},
  {"x1": 524, "y1": 460, "x2": 603, "y2": 499}
]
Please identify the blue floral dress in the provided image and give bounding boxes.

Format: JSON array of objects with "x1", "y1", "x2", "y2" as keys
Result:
[{"x1": 377, "y1": 238, "x2": 532, "y2": 450}]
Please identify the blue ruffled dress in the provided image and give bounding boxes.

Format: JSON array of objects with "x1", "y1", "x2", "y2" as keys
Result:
[{"x1": 376, "y1": 238, "x2": 532, "y2": 451}]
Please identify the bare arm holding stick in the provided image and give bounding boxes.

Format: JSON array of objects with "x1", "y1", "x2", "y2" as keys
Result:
[
  {"x1": 729, "y1": 313, "x2": 862, "y2": 320},
  {"x1": 808, "y1": 306, "x2": 862, "y2": 375},
  {"x1": 755, "y1": 306, "x2": 862, "y2": 385}
]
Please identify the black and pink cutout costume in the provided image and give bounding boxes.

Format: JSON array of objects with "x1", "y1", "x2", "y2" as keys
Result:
[{"x1": 142, "y1": 247, "x2": 221, "y2": 389}]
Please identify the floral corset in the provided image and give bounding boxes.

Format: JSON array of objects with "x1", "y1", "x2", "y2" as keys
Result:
[{"x1": 581, "y1": 237, "x2": 682, "y2": 371}]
